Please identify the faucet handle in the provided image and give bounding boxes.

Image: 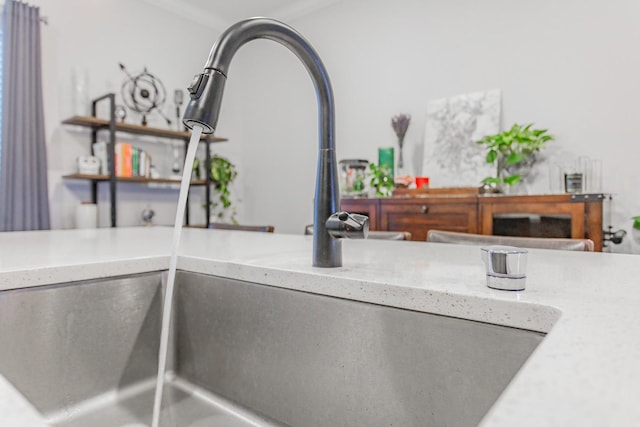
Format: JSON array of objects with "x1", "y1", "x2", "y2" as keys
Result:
[
  {"x1": 326, "y1": 211, "x2": 369, "y2": 239},
  {"x1": 187, "y1": 73, "x2": 209, "y2": 98},
  {"x1": 480, "y1": 245, "x2": 528, "y2": 291}
]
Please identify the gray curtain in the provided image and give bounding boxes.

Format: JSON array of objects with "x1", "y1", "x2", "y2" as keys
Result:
[{"x1": 0, "y1": 0, "x2": 50, "y2": 231}]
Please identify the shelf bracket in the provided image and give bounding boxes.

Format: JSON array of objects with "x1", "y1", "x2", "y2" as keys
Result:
[{"x1": 91, "y1": 93, "x2": 117, "y2": 227}]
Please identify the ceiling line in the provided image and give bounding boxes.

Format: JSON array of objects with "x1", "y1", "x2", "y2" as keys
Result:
[
  {"x1": 139, "y1": 0, "x2": 348, "y2": 31},
  {"x1": 138, "y1": 0, "x2": 228, "y2": 31},
  {"x1": 272, "y1": 0, "x2": 345, "y2": 22}
]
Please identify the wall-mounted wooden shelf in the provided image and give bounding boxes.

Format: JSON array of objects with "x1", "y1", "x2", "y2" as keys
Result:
[
  {"x1": 62, "y1": 115, "x2": 227, "y2": 142},
  {"x1": 62, "y1": 93, "x2": 226, "y2": 227}
]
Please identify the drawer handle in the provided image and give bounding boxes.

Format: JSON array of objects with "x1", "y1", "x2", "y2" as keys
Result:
[{"x1": 421, "y1": 205, "x2": 429, "y2": 214}]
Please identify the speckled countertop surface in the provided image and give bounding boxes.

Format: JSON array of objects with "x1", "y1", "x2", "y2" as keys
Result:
[{"x1": 1, "y1": 227, "x2": 639, "y2": 426}]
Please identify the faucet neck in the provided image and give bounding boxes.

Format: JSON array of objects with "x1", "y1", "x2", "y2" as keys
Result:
[{"x1": 204, "y1": 18, "x2": 336, "y2": 153}]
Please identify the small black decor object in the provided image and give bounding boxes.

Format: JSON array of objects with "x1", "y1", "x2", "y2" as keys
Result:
[
  {"x1": 141, "y1": 206, "x2": 155, "y2": 226},
  {"x1": 119, "y1": 62, "x2": 171, "y2": 127},
  {"x1": 603, "y1": 226, "x2": 626, "y2": 246},
  {"x1": 174, "y1": 89, "x2": 184, "y2": 131}
]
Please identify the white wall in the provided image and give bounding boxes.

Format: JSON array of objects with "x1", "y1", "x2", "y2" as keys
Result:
[
  {"x1": 223, "y1": 0, "x2": 640, "y2": 251},
  {"x1": 33, "y1": 0, "x2": 640, "y2": 252},
  {"x1": 34, "y1": 0, "x2": 243, "y2": 228}
]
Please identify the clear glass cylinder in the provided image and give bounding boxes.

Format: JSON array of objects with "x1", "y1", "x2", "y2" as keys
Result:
[
  {"x1": 339, "y1": 159, "x2": 368, "y2": 197},
  {"x1": 72, "y1": 68, "x2": 90, "y2": 116},
  {"x1": 548, "y1": 163, "x2": 563, "y2": 194},
  {"x1": 590, "y1": 159, "x2": 603, "y2": 193},
  {"x1": 577, "y1": 156, "x2": 591, "y2": 193}
]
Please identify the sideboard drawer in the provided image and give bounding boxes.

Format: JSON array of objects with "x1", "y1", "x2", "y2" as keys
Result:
[{"x1": 380, "y1": 199, "x2": 478, "y2": 241}]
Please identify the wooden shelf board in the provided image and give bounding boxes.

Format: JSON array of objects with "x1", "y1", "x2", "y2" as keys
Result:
[
  {"x1": 63, "y1": 174, "x2": 207, "y2": 186},
  {"x1": 62, "y1": 115, "x2": 227, "y2": 142}
]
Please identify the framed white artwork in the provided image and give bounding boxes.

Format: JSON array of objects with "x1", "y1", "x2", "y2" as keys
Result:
[{"x1": 421, "y1": 89, "x2": 501, "y2": 187}]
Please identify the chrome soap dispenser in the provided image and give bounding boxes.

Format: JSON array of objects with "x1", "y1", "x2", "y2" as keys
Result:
[{"x1": 481, "y1": 245, "x2": 528, "y2": 291}]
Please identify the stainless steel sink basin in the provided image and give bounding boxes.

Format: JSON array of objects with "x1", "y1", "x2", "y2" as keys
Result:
[{"x1": 0, "y1": 271, "x2": 544, "y2": 426}]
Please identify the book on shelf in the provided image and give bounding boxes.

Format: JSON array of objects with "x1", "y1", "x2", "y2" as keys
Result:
[
  {"x1": 122, "y1": 143, "x2": 132, "y2": 177},
  {"x1": 92, "y1": 141, "x2": 152, "y2": 178}
]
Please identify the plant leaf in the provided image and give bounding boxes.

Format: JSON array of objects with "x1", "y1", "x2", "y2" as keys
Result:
[
  {"x1": 482, "y1": 177, "x2": 501, "y2": 184},
  {"x1": 486, "y1": 149, "x2": 498, "y2": 163},
  {"x1": 506, "y1": 153, "x2": 525, "y2": 165},
  {"x1": 504, "y1": 175, "x2": 522, "y2": 186}
]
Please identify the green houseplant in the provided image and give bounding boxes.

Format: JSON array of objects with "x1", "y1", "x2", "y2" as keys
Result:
[
  {"x1": 477, "y1": 123, "x2": 554, "y2": 188},
  {"x1": 633, "y1": 216, "x2": 640, "y2": 245},
  {"x1": 206, "y1": 155, "x2": 238, "y2": 223},
  {"x1": 369, "y1": 163, "x2": 394, "y2": 197}
]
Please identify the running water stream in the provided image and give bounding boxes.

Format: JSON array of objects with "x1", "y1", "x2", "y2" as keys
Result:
[{"x1": 150, "y1": 125, "x2": 204, "y2": 427}]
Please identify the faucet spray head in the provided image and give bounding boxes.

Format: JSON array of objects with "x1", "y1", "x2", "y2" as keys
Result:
[
  {"x1": 182, "y1": 69, "x2": 227, "y2": 134},
  {"x1": 326, "y1": 212, "x2": 369, "y2": 239}
]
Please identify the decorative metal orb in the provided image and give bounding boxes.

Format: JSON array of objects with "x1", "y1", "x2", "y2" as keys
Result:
[{"x1": 119, "y1": 63, "x2": 168, "y2": 126}]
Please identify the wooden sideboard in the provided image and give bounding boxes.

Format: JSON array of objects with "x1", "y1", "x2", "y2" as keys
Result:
[{"x1": 341, "y1": 192, "x2": 605, "y2": 251}]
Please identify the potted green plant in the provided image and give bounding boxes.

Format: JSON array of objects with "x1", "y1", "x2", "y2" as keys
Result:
[
  {"x1": 477, "y1": 123, "x2": 554, "y2": 189},
  {"x1": 632, "y1": 216, "x2": 640, "y2": 245},
  {"x1": 369, "y1": 163, "x2": 394, "y2": 197},
  {"x1": 206, "y1": 155, "x2": 238, "y2": 223}
]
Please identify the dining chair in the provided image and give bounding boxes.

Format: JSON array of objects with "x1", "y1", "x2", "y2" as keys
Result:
[
  {"x1": 208, "y1": 223, "x2": 275, "y2": 233},
  {"x1": 304, "y1": 224, "x2": 411, "y2": 240},
  {"x1": 426, "y1": 229, "x2": 594, "y2": 251}
]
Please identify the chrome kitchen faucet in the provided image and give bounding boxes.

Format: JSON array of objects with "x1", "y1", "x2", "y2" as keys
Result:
[{"x1": 182, "y1": 18, "x2": 368, "y2": 267}]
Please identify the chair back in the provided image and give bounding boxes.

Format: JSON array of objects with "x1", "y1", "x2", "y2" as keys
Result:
[
  {"x1": 208, "y1": 223, "x2": 274, "y2": 233},
  {"x1": 304, "y1": 224, "x2": 411, "y2": 240},
  {"x1": 426, "y1": 230, "x2": 594, "y2": 251}
]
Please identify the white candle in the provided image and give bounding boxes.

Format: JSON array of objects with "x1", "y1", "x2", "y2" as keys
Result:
[{"x1": 75, "y1": 202, "x2": 97, "y2": 229}]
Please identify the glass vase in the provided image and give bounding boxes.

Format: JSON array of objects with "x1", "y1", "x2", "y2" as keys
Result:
[{"x1": 396, "y1": 136, "x2": 405, "y2": 174}]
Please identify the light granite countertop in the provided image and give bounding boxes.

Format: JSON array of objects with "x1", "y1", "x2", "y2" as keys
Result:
[{"x1": 1, "y1": 227, "x2": 639, "y2": 426}]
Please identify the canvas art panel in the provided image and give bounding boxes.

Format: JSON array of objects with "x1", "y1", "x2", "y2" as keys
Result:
[{"x1": 422, "y1": 89, "x2": 501, "y2": 187}]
